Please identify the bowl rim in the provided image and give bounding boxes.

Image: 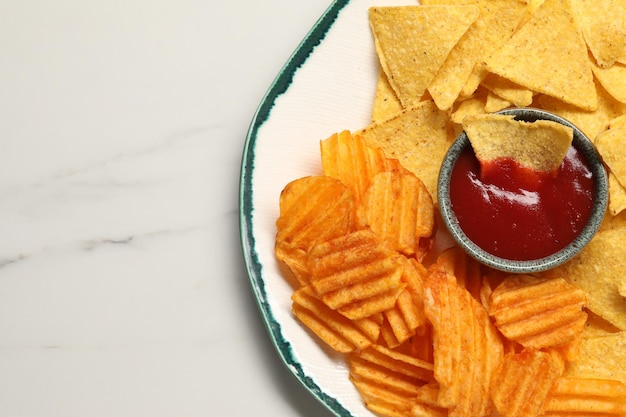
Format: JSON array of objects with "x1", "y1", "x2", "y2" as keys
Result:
[{"x1": 437, "y1": 107, "x2": 608, "y2": 274}]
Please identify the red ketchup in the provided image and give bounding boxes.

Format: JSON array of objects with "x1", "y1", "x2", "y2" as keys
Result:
[{"x1": 449, "y1": 146, "x2": 594, "y2": 261}]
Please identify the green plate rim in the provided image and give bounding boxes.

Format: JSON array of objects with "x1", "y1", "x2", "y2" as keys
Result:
[{"x1": 238, "y1": 1, "x2": 354, "y2": 416}]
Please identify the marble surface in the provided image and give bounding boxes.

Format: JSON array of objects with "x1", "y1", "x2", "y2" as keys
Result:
[{"x1": 0, "y1": 1, "x2": 336, "y2": 415}]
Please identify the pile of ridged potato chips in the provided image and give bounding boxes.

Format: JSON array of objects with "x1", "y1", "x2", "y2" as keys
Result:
[{"x1": 274, "y1": 0, "x2": 626, "y2": 416}]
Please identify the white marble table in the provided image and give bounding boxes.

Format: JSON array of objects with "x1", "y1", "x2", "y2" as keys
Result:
[{"x1": 0, "y1": 1, "x2": 336, "y2": 415}]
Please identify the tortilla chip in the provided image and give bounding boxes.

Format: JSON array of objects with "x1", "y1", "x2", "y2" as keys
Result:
[
  {"x1": 450, "y1": 87, "x2": 489, "y2": 124},
  {"x1": 459, "y1": 0, "x2": 531, "y2": 98},
  {"x1": 571, "y1": 0, "x2": 626, "y2": 68},
  {"x1": 418, "y1": 0, "x2": 479, "y2": 4},
  {"x1": 480, "y1": 73, "x2": 533, "y2": 107},
  {"x1": 533, "y1": 78, "x2": 626, "y2": 141},
  {"x1": 595, "y1": 121, "x2": 626, "y2": 188},
  {"x1": 484, "y1": 91, "x2": 511, "y2": 113},
  {"x1": 609, "y1": 114, "x2": 626, "y2": 129},
  {"x1": 608, "y1": 172, "x2": 626, "y2": 216},
  {"x1": 484, "y1": 0, "x2": 597, "y2": 111},
  {"x1": 583, "y1": 310, "x2": 622, "y2": 337},
  {"x1": 564, "y1": 332, "x2": 626, "y2": 385},
  {"x1": 462, "y1": 113, "x2": 573, "y2": 172},
  {"x1": 599, "y1": 208, "x2": 626, "y2": 233},
  {"x1": 427, "y1": 17, "x2": 482, "y2": 111},
  {"x1": 620, "y1": 281, "x2": 626, "y2": 298},
  {"x1": 542, "y1": 229, "x2": 626, "y2": 331},
  {"x1": 528, "y1": 0, "x2": 546, "y2": 9},
  {"x1": 590, "y1": 58, "x2": 626, "y2": 104},
  {"x1": 357, "y1": 100, "x2": 454, "y2": 201},
  {"x1": 369, "y1": 5, "x2": 480, "y2": 109},
  {"x1": 372, "y1": 70, "x2": 403, "y2": 123},
  {"x1": 517, "y1": 0, "x2": 546, "y2": 26},
  {"x1": 427, "y1": 0, "x2": 526, "y2": 110}
]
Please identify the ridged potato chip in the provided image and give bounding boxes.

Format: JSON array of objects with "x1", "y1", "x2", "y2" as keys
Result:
[
  {"x1": 274, "y1": 241, "x2": 310, "y2": 286},
  {"x1": 430, "y1": 246, "x2": 483, "y2": 301},
  {"x1": 275, "y1": 175, "x2": 355, "y2": 285},
  {"x1": 424, "y1": 268, "x2": 503, "y2": 416},
  {"x1": 292, "y1": 286, "x2": 381, "y2": 353},
  {"x1": 408, "y1": 325, "x2": 434, "y2": 364},
  {"x1": 320, "y1": 130, "x2": 406, "y2": 205},
  {"x1": 411, "y1": 383, "x2": 448, "y2": 417},
  {"x1": 356, "y1": 344, "x2": 435, "y2": 385},
  {"x1": 380, "y1": 306, "x2": 408, "y2": 350},
  {"x1": 380, "y1": 257, "x2": 428, "y2": 348},
  {"x1": 542, "y1": 377, "x2": 626, "y2": 416},
  {"x1": 307, "y1": 229, "x2": 404, "y2": 320},
  {"x1": 349, "y1": 344, "x2": 435, "y2": 417},
  {"x1": 489, "y1": 275, "x2": 588, "y2": 350},
  {"x1": 358, "y1": 170, "x2": 435, "y2": 258},
  {"x1": 423, "y1": 270, "x2": 463, "y2": 408},
  {"x1": 491, "y1": 348, "x2": 565, "y2": 417}
]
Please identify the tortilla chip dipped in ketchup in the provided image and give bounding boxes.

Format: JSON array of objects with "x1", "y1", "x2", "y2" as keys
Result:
[
  {"x1": 463, "y1": 114, "x2": 573, "y2": 177},
  {"x1": 451, "y1": 113, "x2": 594, "y2": 261}
]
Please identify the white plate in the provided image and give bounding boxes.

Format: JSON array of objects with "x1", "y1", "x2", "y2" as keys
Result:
[{"x1": 240, "y1": 1, "x2": 417, "y2": 415}]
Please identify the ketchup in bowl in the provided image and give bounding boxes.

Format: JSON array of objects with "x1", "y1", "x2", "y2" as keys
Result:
[
  {"x1": 438, "y1": 108, "x2": 608, "y2": 273},
  {"x1": 449, "y1": 145, "x2": 594, "y2": 261}
]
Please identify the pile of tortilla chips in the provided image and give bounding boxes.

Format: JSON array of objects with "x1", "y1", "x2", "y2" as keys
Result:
[{"x1": 275, "y1": 0, "x2": 626, "y2": 416}]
